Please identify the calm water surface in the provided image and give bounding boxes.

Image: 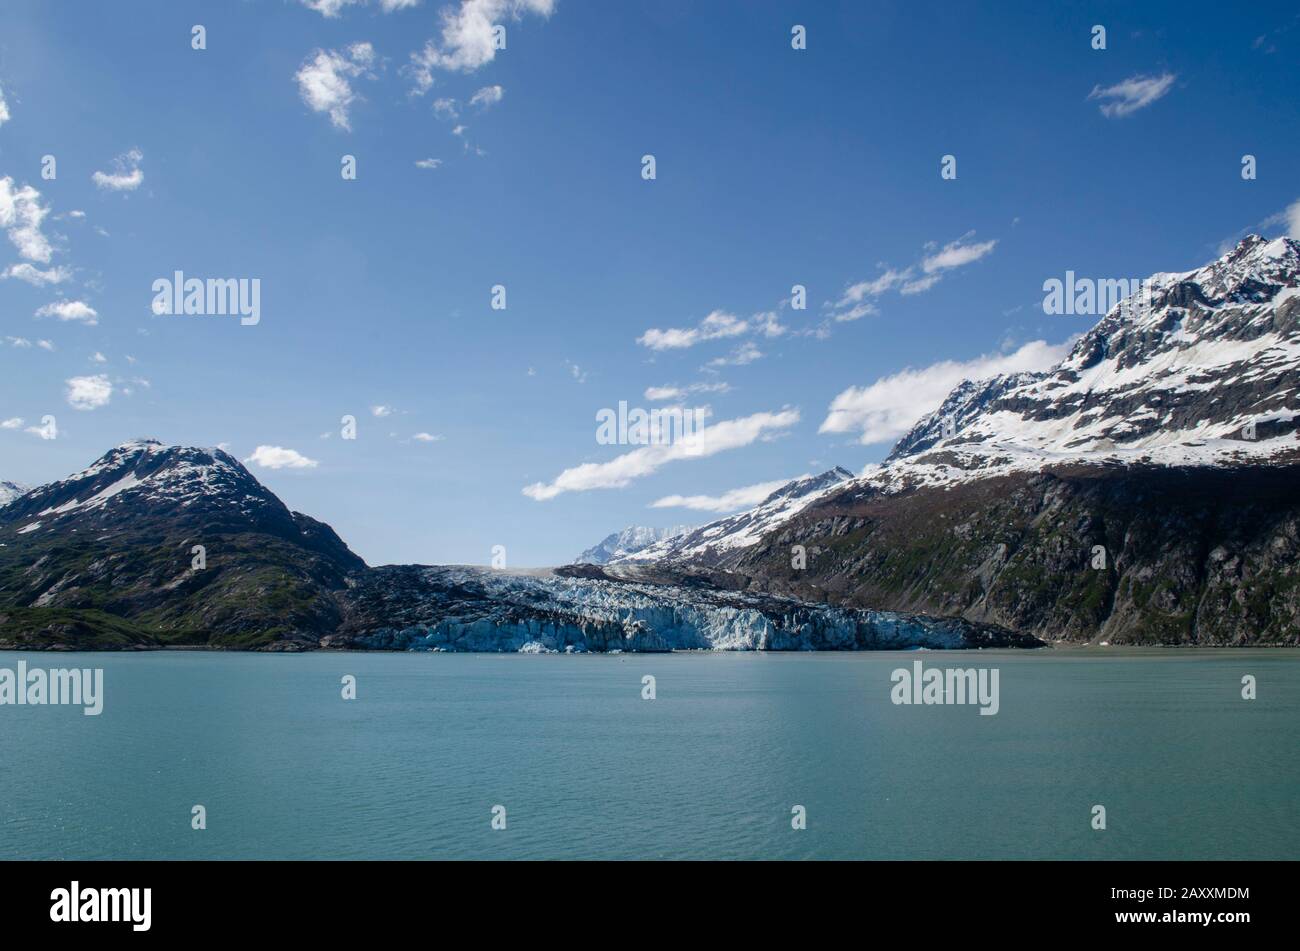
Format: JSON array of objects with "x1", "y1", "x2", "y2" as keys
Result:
[{"x1": 1, "y1": 649, "x2": 1296, "y2": 860}]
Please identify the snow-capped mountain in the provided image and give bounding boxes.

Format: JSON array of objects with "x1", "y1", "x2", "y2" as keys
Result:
[
  {"x1": 0, "y1": 442, "x2": 1021, "y2": 652},
  {"x1": 0, "y1": 481, "x2": 28, "y2": 508},
  {"x1": 877, "y1": 235, "x2": 1300, "y2": 492},
  {"x1": 613, "y1": 467, "x2": 855, "y2": 567},
  {"x1": 0, "y1": 439, "x2": 362, "y2": 649},
  {"x1": 3, "y1": 439, "x2": 287, "y2": 534},
  {"x1": 574, "y1": 524, "x2": 692, "y2": 564},
  {"x1": 711, "y1": 236, "x2": 1300, "y2": 646}
]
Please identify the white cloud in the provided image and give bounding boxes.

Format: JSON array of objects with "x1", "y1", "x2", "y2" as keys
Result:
[
  {"x1": 415, "y1": 158, "x2": 443, "y2": 169},
  {"x1": 644, "y1": 382, "x2": 730, "y2": 402},
  {"x1": 91, "y1": 148, "x2": 144, "y2": 191},
  {"x1": 0, "y1": 177, "x2": 54, "y2": 262},
  {"x1": 65, "y1": 374, "x2": 113, "y2": 411},
  {"x1": 706, "y1": 341, "x2": 762, "y2": 367},
  {"x1": 408, "y1": 0, "x2": 555, "y2": 91},
  {"x1": 1287, "y1": 198, "x2": 1300, "y2": 239},
  {"x1": 295, "y1": 44, "x2": 376, "y2": 131},
  {"x1": 37, "y1": 339, "x2": 54, "y2": 351},
  {"x1": 819, "y1": 339, "x2": 1071, "y2": 445},
  {"x1": 921, "y1": 236, "x2": 998, "y2": 274},
  {"x1": 0, "y1": 82, "x2": 10, "y2": 128},
  {"x1": 651, "y1": 476, "x2": 801, "y2": 513},
  {"x1": 432, "y1": 97, "x2": 459, "y2": 118},
  {"x1": 825, "y1": 236, "x2": 996, "y2": 324},
  {"x1": 1, "y1": 417, "x2": 23, "y2": 430},
  {"x1": 370, "y1": 404, "x2": 394, "y2": 417},
  {"x1": 1088, "y1": 72, "x2": 1176, "y2": 118},
  {"x1": 90, "y1": 352, "x2": 107, "y2": 364},
  {"x1": 899, "y1": 274, "x2": 942, "y2": 295},
  {"x1": 523, "y1": 407, "x2": 799, "y2": 501},
  {"x1": 5, "y1": 337, "x2": 31, "y2": 348},
  {"x1": 638, "y1": 309, "x2": 748, "y2": 350},
  {"x1": 36, "y1": 300, "x2": 98, "y2": 325},
  {"x1": 1, "y1": 262, "x2": 70, "y2": 285},
  {"x1": 302, "y1": 0, "x2": 419, "y2": 14},
  {"x1": 303, "y1": 0, "x2": 361, "y2": 14},
  {"x1": 412, "y1": 432, "x2": 444, "y2": 442},
  {"x1": 469, "y1": 84, "x2": 504, "y2": 108},
  {"x1": 244, "y1": 445, "x2": 319, "y2": 469}
]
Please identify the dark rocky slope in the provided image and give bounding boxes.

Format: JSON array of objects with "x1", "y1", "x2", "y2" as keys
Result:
[
  {"x1": 705, "y1": 462, "x2": 1300, "y2": 646},
  {"x1": 0, "y1": 441, "x2": 363, "y2": 650}
]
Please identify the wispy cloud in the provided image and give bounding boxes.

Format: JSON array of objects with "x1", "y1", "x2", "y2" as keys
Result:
[
  {"x1": 91, "y1": 148, "x2": 144, "y2": 191},
  {"x1": 825, "y1": 233, "x2": 997, "y2": 324},
  {"x1": 1, "y1": 262, "x2": 70, "y2": 285},
  {"x1": 412, "y1": 432, "x2": 444, "y2": 442},
  {"x1": 295, "y1": 43, "x2": 377, "y2": 131},
  {"x1": 414, "y1": 157, "x2": 443, "y2": 169},
  {"x1": 1088, "y1": 72, "x2": 1176, "y2": 118},
  {"x1": 469, "y1": 84, "x2": 504, "y2": 108},
  {"x1": 371, "y1": 404, "x2": 395, "y2": 417},
  {"x1": 523, "y1": 407, "x2": 799, "y2": 501},
  {"x1": 644, "y1": 382, "x2": 730, "y2": 401},
  {"x1": 244, "y1": 446, "x2": 319, "y2": 469},
  {"x1": 651, "y1": 476, "x2": 802, "y2": 513},
  {"x1": 0, "y1": 82, "x2": 10, "y2": 128},
  {"x1": 921, "y1": 235, "x2": 998, "y2": 273},
  {"x1": 705, "y1": 341, "x2": 763, "y2": 368},
  {"x1": 637, "y1": 310, "x2": 749, "y2": 350},
  {"x1": 819, "y1": 339, "x2": 1070, "y2": 445},
  {"x1": 301, "y1": 0, "x2": 420, "y2": 17}
]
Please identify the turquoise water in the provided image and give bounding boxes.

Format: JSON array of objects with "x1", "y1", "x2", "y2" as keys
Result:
[{"x1": 1, "y1": 649, "x2": 1296, "y2": 860}]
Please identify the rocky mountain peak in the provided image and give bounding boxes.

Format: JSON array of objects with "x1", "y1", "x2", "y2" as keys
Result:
[
  {"x1": 0, "y1": 481, "x2": 29, "y2": 508},
  {"x1": 611, "y1": 466, "x2": 856, "y2": 566},
  {"x1": 575, "y1": 524, "x2": 693, "y2": 565},
  {"x1": 883, "y1": 234, "x2": 1300, "y2": 482}
]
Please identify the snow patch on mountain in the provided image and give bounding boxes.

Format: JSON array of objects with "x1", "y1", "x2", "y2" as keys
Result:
[
  {"x1": 0, "y1": 481, "x2": 28, "y2": 508},
  {"x1": 859, "y1": 235, "x2": 1300, "y2": 495},
  {"x1": 615, "y1": 467, "x2": 855, "y2": 566},
  {"x1": 0, "y1": 438, "x2": 288, "y2": 533},
  {"x1": 574, "y1": 525, "x2": 692, "y2": 564}
]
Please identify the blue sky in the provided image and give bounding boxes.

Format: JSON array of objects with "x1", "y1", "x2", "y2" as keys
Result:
[{"x1": 1, "y1": 0, "x2": 1298, "y2": 567}]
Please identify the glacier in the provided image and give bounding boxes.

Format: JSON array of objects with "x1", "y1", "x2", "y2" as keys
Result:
[{"x1": 332, "y1": 565, "x2": 1040, "y2": 652}]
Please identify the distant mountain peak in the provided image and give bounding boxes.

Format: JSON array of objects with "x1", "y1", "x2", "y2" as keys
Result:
[
  {"x1": 575, "y1": 524, "x2": 692, "y2": 565},
  {"x1": 612, "y1": 467, "x2": 856, "y2": 566},
  {"x1": 0, "y1": 481, "x2": 29, "y2": 508}
]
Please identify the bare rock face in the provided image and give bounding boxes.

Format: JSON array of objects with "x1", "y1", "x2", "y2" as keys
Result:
[{"x1": 718, "y1": 464, "x2": 1300, "y2": 646}]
